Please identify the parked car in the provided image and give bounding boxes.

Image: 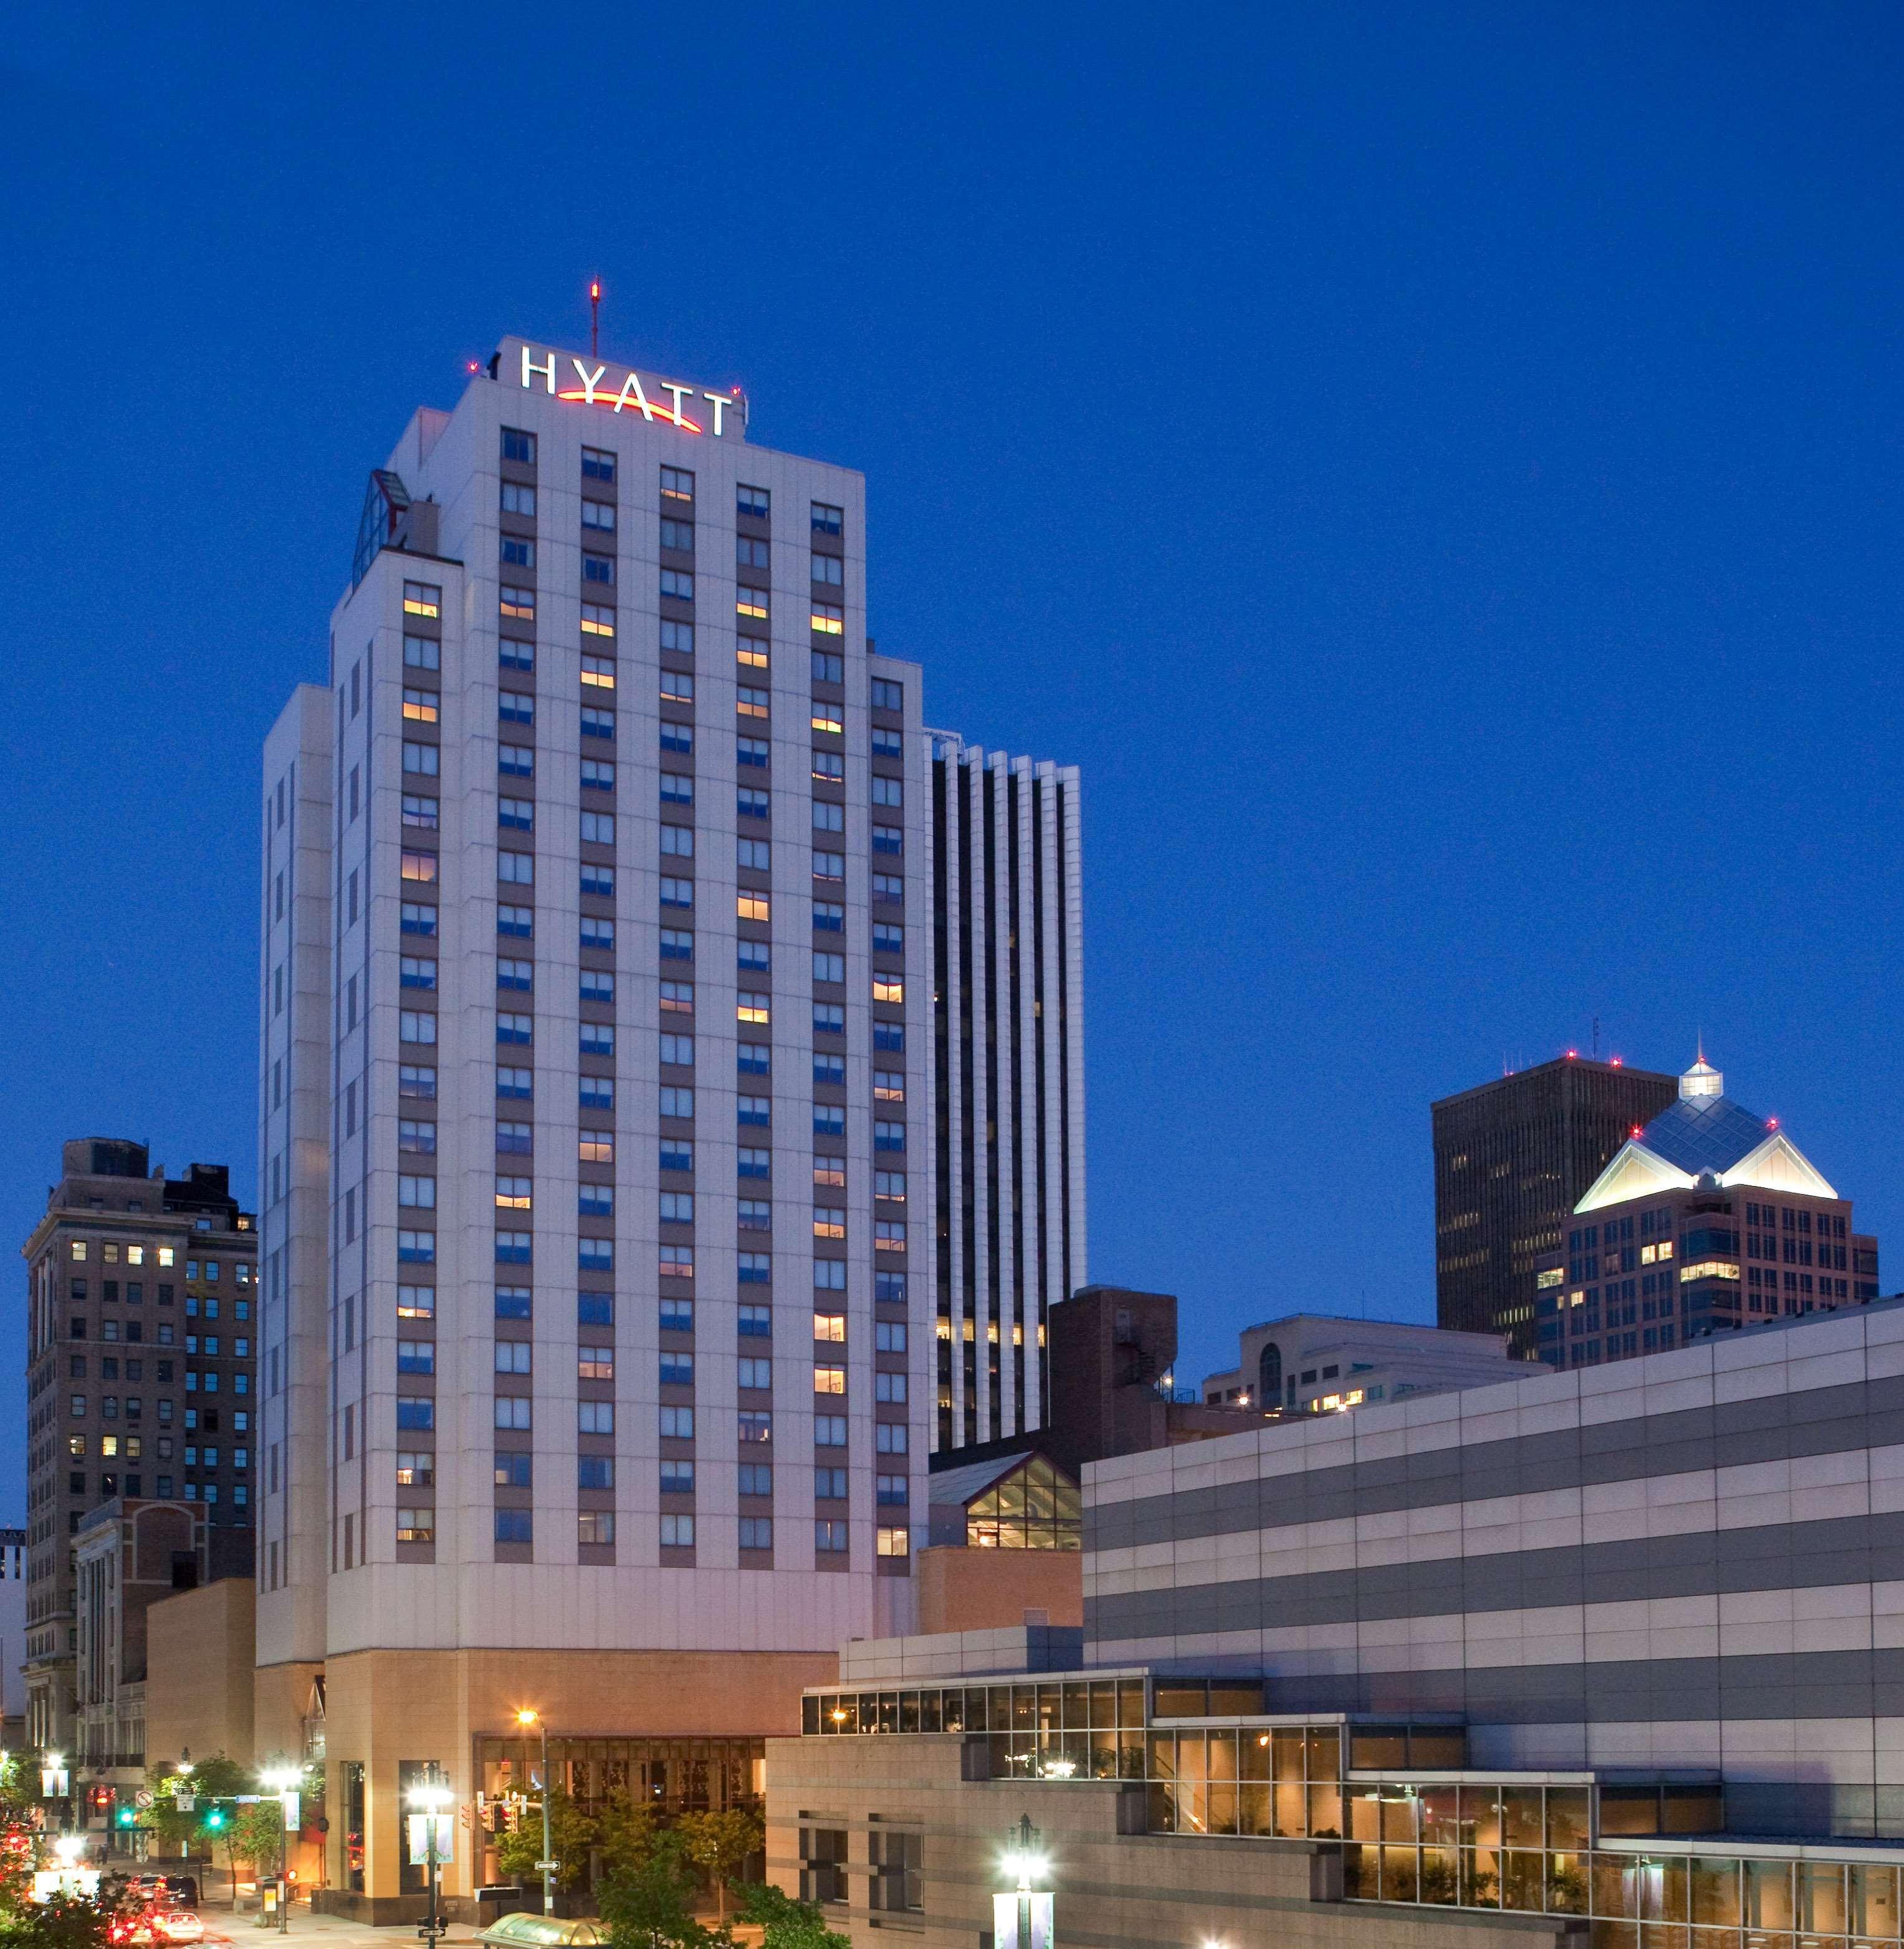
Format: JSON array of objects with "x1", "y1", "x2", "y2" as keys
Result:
[{"x1": 476, "y1": 1913, "x2": 603, "y2": 1948}]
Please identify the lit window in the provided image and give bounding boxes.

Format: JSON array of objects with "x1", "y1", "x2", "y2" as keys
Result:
[
  {"x1": 581, "y1": 654, "x2": 616, "y2": 691},
  {"x1": 873, "y1": 1071, "x2": 905, "y2": 1103},
  {"x1": 401, "y1": 853, "x2": 437, "y2": 883},
  {"x1": 495, "y1": 1177, "x2": 533, "y2": 1210},
  {"x1": 738, "y1": 637, "x2": 770, "y2": 671},
  {"x1": 402, "y1": 582, "x2": 441, "y2": 618},
  {"x1": 813, "y1": 1312, "x2": 846, "y2": 1343},
  {"x1": 811, "y1": 603, "x2": 844, "y2": 636},
  {"x1": 579, "y1": 1137, "x2": 613, "y2": 1164},
  {"x1": 396, "y1": 1509, "x2": 434, "y2": 1544},
  {"x1": 738, "y1": 893, "x2": 770, "y2": 923},
  {"x1": 874, "y1": 977, "x2": 904, "y2": 1004},
  {"x1": 737, "y1": 588, "x2": 769, "y2": 621},
  {"x1": 737, "y1": 992, "x2": 770, "y2": 1025},
  {"x1": 499, "y1": 586, "x2": 535, "y2": 621},
  {"x1": 814, "y1": 1364, "x2": 846, "y2": 1395},
  {"x1": 811, "y1": 711, "x2": 843, "y2": 735},
  {"x1": 737, "y1": 686, "x2": 770, "y2": 720},
  {"x1": 661, "y1": 467, "x2": 694, "y2": 504},
  {"x1": 580, "y1": 603, "x2": 616, "y2": 638},
  {"x1": 813, "y1": 1210, "x2": 846, "y2": 1241},
  {"x1": 876, "y1": 1527, "x2": 909, "y2": 1559}
]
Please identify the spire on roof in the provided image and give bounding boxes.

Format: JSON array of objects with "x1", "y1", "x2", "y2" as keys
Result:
[{"x1": 1680, "y1": 1056, "x2": 1723, "y2": 1100}]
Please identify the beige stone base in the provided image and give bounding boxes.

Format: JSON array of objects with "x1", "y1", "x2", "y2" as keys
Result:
[{"x1": 277, "y1": 1644, "x2": 836, "y2": 1907}]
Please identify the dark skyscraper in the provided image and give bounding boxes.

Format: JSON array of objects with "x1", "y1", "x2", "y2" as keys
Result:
[{"x1": 1432, "y1": 1055, "x2": 1678, "y2": 1351}]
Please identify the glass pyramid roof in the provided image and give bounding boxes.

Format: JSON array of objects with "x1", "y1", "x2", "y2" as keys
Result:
[{"x1": 1639, "y1": 1093, "x2": 1774, "y2": 1177}]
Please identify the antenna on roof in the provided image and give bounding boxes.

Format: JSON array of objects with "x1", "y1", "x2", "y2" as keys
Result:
[
  {"x1": 1592, "y1": 1016, "x2": 1600, "y2": 1060},
  {"x1": 589, "y1": 279, "x2": 602, "y2": 360}
]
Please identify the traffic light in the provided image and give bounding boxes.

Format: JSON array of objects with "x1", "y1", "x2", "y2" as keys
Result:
[
  {"x1": 115, "y1": 1807, "x2": 136, "y2": 1829},
  {"x1": 204, "y1": 1808, "x2": 226, "y2": 1831}
]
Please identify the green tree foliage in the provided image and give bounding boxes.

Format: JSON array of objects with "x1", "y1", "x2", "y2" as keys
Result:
[
  {"x1": 593, "y1": 1793, "x2": 656, "y2": 1884},
  {"x1": 0, "y1": 1890, "x2": 115, "y2": 1949},
  {"x1": 674, "y1": 1811, "x2": 764, "y2": 1923},
  {"x1": 598, "y1": 1833, "x2": 712, "y2": 1949},
  {"x1": 495, "y1": 1789, "x2": 596, "y2": 1894},
  {"x1": 231, "y1": 1803, "x2": 287, "y2": 1875},
  {"x1": 732, "y1": 1880, "x2": 851, "y2": 1949},
  {"x1": 141, "y1": 1755, "x2": 252, "y2": 1854}
]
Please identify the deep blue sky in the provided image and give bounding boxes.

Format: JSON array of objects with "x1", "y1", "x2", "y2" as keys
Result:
[{"x1": 5, "y1": 5, "x2": 1903, "y2": 1504}]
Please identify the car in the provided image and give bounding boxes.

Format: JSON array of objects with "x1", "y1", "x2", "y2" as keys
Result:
[{"x1": 110, "y1": 1908, "x2": 205, "y2": 1945}]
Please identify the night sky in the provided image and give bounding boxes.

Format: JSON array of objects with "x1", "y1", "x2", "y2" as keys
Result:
[{"x1": 5, "y1": 5, "x2": 1903, "y2": 1502}]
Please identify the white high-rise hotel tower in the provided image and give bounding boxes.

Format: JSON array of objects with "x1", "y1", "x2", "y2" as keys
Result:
[{"x1": 256, "y1": 335, "x2": 1082, "y2": 1912}]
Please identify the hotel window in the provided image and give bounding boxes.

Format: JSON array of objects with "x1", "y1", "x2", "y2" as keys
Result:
[
  {"x1": 395, "y1": 1452, "x2": 434, "y2": 1488},
  {"x1": 403, "y1": 635, "x2": 439, "y2": 671},
  {"x1": 661, "y1": 668, "x2": 696, "y2": 704},
  {"x1": 578, "y1": 1511, "x2": 615, "y2": 1546},
  {"x1": 499, "y1": 691, "x2": 533, "y2": 727},
  {"x1": 499, "y1": 585, "x2": 536, "y2": 621},
  {"x1": 500, "y1": 638, "x2": 534, "y2": 671},
  {"x1": 812, "y1": 707, "x2": 844, "y2": 735},
  {"x1": 811, "y1": 602, "x2": 844, "y2": 636},
  {"x1": 738, "y1": 636, "x2": 769, "y2": 671},
  {"x1": 500, "y1": 481, "x2": 536, "y2": 516},
  {"x1": 501, "y1": 428, "x2": 535, "y2": 464},
  {"x1": 739, "y1": 1359, "x2": 772, "y2": 1392},
  {"x1": 739, "y1": 484, "x2": 770, "y2": 518},
  {"x1": 661, "y1": 466, "x2": 694, "y2": 504},
  {"x1": 578, "y1": 1346, "x2": 614, "y2": 1382},
  {"x1": 495, "y1": 1511, "x2": 533, "y2": 1545},
  {"x1": 738, "y1": 893, "x2": 770, "y2": 923},
  {"x1": 661, "y1": 620, "x2": 694, "y2": 656},
  {"x1": 812, "y1": 502, "x2": 843, "y2": 537},
  {"x1": 581, "y1": 706, "x2": 616, "y2": 741},
  {"x1": 812, "y1": 649, "x2": 844, "y2": 685},
  {"x1": 737, "y1": 587, "x2": 769, "y2": 621},
  {"x1": 581, "y1": 446, "x2": 615, "y2": 482},
  {"x1": 585, "y1": 553, "x2": 616, "y2": 587},
  {"x1": 660, "y1": 1514, "x2": 695, "y2": 1548},
  {"x1": 815, "y1": 1520, "x2": 848, "y2": 1553},
  {"x1": 738, "y1": 686, "x2": 770, "y2": 719},
  {"x1": 811, "y1": 553, "x2": 843, "y2": 588},
  {"x1": 402, "y1": 581, "x2": 441, "y2": 618},
  {"x1": 396, "y1": 1509, "x2": 434, "y2": 1545},
  {"x1": 499, "y1": 797, "x2": 533, "y2": 833},
  {"x1": 814, "y1": 1210, "x2": 846, "y2": 1242},
  {"x1": 871, "y1": 678, "x2": 903, "y2": 711},
  {"x1": 581, "y1": 654, "x2": 616, "y2": 691},
  {"x1": 659, "y1": 515, "x2": 694, "y2": 553},
  {"x1": 500, "y1": 535, "x2": 535, "y2": 570},
  {"x1": 582, "y1": 500, "x2": 616, "y2": 534},
  {"x1": 580, "y1": 606, "x2": 616, "y2": 644}
]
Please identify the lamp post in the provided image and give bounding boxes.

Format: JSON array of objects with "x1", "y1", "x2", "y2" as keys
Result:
[
  {"x1": 998, "y1": 1816, "x2": 1050, "y2": 1949},
  {"x1": 514, "y1": 1711, "x2": 554, "y2": 1916},
  {"x1": 407, "y1": 1773, "x2": 452, "y2": 1949},
  {"x1": 261, "y1": 1762, "x2": 302, "y2": 1935}
]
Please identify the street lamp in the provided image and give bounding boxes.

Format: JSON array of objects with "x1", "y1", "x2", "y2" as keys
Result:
[
  {"x1": 260, "y1": 1763, "x2": 302, "y2": 1936},
  {"x1": 514, "y1": 1710, "x2": 554, "y2": 1916},
  {"x1": 407, "y1": 1775, "x2": 453, "y2": 1949},
  {"x1": 997, "y1": 1816, "x2": 1051, "y2": 1949}
]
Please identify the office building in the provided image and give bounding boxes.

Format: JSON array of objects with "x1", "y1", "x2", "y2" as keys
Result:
[
  {"x1": 72, "y1": 1498, "x2": 252, "y2": 1824},
  {"x1": 766, "y1": 1300, "x2": 1904, "y2": 1949},
  {"x1": 926, "y1": 734, "x2": 1085, "y2": 1451},
  {"x1": 1434, "y1": 1053, "x2": 1679, "y2": 1351},
  {"x1": 1201, "y1": 1313, "x2": 1530, "y2": 1414},
  {"x1": 1536, "y1": 1055, "x2": 1880, "y2": 1367},
  {"x1": 257, "y1": 333, "x2": 1082, "y2": 1917},
  {"x1": 20, "y1": 1140, "x2": 256, "y2": 1751},
  {"x1": 0, "y1": 1525, "x2": 25, "y2": 1745}
]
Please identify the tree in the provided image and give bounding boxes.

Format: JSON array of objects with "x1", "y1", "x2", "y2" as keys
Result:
[
  {"x1": 594, "y1": 1793, "x2": 656, "y2": 1884},
  {"x1": 141, "y1": 1755, "x2": 251, "y2": 1857},
  {"x1": 231, "y1": 1804, "x2": 287, "y2": 1879},
  {"x1": 598, "y1": 1834, "x2": 712, "y2": 1949},
  {"x1": 675, "y1": 1811, "x2": 764, "y2": 1923},
  {"x1": 733, "y1": 1881, "x2": 850, "y2": 1949},
  {"x1": 495, "y1": 1789, "x2": 596, "y2": 1894},
  {"x1": 0, "y1": 1890, "x2": 115, "y2": 1949}
]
